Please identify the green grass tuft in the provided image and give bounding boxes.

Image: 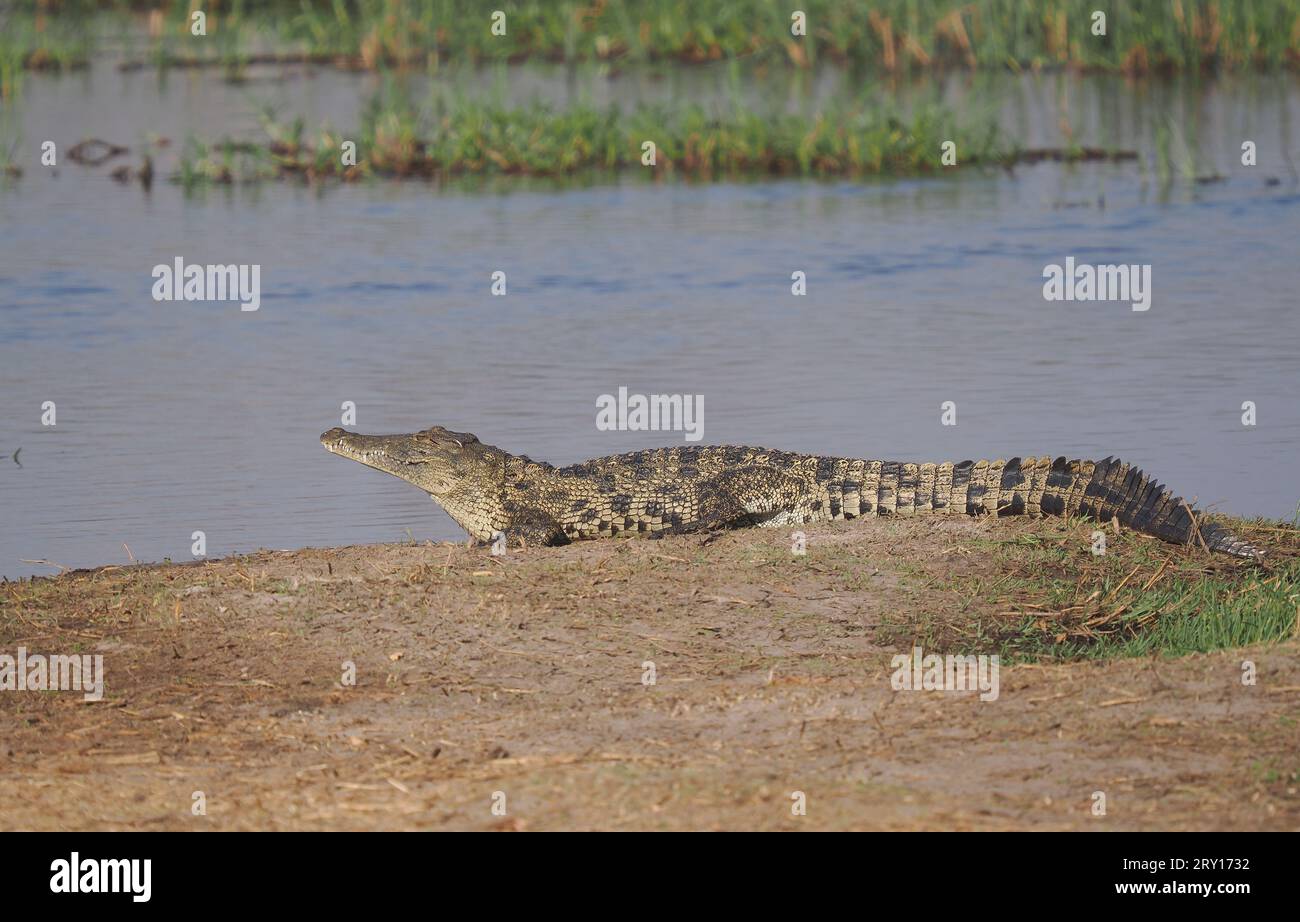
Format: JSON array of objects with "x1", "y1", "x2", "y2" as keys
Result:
[{"x1": 888, "y1": 517, "x2": 1300, "y2": 663}]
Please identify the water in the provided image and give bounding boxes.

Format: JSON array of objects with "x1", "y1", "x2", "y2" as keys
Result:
[{"x1": 2, "y1": 63, "x2": 1299, "y2": 579}]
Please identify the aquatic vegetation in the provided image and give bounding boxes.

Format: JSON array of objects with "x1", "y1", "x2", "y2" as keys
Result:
[
  {"x1": 7, "y1": 0, "x2": 1300, "y2": 76},
  {"x1": 174, "y1": 95, "x2": 1026, "y2": 184},
  {"x1": 0, "y1": 6, "x2": 92, "y2": 98},
  {"x1": 164, "y1": 80, "x2": 1146, "y2": 187}
]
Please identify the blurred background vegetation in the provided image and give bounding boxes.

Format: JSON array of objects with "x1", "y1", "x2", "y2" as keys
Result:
[
  {"x1": 2, "y1": 1, "x2": 1294, "y2": 182},
  {"x1": 5, "y1": 0, "x2": 1299, "y2": 78}
]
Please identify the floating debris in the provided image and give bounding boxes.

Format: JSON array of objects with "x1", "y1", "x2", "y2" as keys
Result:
[
  {"x1": 109, "y1": 156, "x2": 154, "y2": 189},
  {"x1": 67, "y1": 138, "x2": 129, "y2": 166}
]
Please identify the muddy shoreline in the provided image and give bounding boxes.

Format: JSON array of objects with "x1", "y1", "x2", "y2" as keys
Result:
[{"x1": 2, "y1": 515, "x2": 1296, "y2": 831}]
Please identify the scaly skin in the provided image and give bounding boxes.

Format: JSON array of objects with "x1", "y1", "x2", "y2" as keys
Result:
[{"x1": 321, "y1": 426, "x2": 1264, "y2": 559}]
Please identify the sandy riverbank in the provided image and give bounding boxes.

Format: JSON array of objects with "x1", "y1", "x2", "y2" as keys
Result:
[{"x1": 2, "y1": 515, "x2": 1297, "y2": 830}]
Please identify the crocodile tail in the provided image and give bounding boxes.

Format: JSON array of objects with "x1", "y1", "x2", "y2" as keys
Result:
[
  {"x1": 1195, "y1": 521, "x2": 1266, "y2": 559},
  {"x1": 1035, "y1": 456, "x2": 1264, "y2": 560},
  {"x1": 859, "y1": 456, "x2": 1261, "y2": 558}
]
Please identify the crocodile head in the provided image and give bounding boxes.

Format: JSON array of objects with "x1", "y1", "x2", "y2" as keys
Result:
[{"x1": 321, "y1": 426, "x2": 506, "y2": 539}]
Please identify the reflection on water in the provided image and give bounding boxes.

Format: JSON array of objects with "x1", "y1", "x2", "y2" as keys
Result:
[{"x1": 1, "y1": 65, "x2": 1298, "y2": 578}]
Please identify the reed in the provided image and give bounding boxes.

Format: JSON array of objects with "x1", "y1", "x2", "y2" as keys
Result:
[{"x1": 8, "y1": 0, "x2": 1299, "y2": 76}]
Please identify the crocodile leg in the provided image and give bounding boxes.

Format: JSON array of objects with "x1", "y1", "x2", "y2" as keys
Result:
[
  {"x1": 690, "y1": 467, "x2": 827, "y2": 531},
  {"x1": 499, "y1": 501, "x2": 568, "y2": 547}
]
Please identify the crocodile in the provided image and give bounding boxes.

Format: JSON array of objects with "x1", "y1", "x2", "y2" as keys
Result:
[{"x1": 321, "y1": 425, "x2": 1264, "y2": 559}]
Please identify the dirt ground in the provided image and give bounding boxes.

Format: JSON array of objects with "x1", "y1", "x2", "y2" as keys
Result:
[{"x1": 2, "y1": 515, "x2": 1297, "y2": 831}]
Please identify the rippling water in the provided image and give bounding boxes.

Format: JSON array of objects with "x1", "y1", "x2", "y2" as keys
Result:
[{"x1": 1, "y1": 64, "x2": 1298, "y2": 578}]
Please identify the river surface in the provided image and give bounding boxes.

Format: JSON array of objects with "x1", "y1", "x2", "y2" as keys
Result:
[{"x1": 2, "y1": 61, "x2": 1298, "y2": 578}]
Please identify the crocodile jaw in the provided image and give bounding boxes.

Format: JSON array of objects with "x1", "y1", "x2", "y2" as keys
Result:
[
  {"x1": 320, "y1": 426, "x2": 511, "y2": 540},
  {"x1": 321, "y1": 427, "x2": 457, "y2": 491}
]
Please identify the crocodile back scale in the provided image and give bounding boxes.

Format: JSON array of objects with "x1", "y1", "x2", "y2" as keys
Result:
[{"x1": 321, "y1": 426, "x2": 1264, "y2": 559}]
